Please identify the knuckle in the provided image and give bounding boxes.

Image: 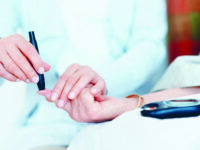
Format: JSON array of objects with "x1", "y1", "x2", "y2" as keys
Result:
[
  {"x1": 13, "y1": 34, "x2": 24, "y2": 41},
  {"x1": 0, "y1": 39, "x2": 8, "y2": 48},
  {"x1": 69, "y1": 63, "x2": 80, "y2": 70},
  {"x1": 72, "y1": 63, "x2": 80, "y2": 68},
  {"x1": 82, "y1": 65, "x2": 90, "y2": 71}
]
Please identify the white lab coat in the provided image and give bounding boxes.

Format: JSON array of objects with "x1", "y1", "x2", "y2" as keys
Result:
[{"x1": 0, "y1": 0, "x2": 167, "y2": 149}]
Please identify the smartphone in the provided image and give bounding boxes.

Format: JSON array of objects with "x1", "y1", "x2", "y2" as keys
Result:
[{"x1": 141, "y1": 99, "x2": 200, "y2": 119}]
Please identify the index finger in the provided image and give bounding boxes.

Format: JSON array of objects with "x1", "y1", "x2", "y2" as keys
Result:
[{"x1": 15, "y1": 36, "x2": 45, "y2": 74}]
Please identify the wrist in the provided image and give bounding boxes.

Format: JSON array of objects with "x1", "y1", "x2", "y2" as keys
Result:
[{"x1": 121, "y1": 97, "x2": 138, "y2": 113}]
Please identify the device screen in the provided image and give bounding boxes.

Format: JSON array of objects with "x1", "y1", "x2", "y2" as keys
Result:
[{"x1": 142, "y1": 99, "x2": 200, "y2": 111}]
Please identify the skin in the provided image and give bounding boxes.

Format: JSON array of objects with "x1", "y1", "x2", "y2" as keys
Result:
[
  {"x1": 38, "y1": 88, "x2": 137, "y2": 122},
  {"x1": 0, "y1": 34, "x2": 50, "y2": 83},
  {"x1": 0, "y1": 35, "x2": 103, "y2": 101},
  {"x1": 38, "y1": 87, "x2": 200, "y2": 123},
  {"x1": 2, "y1": 35, "x2": 199, "y2": 123},
  {"x1": 50, "y1": 64, "x2": 107, "y2": 102}
]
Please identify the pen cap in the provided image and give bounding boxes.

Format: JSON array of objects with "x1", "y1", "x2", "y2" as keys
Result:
[{"x1": 29, "y1": 31, "x2": 39, "y2": 53}]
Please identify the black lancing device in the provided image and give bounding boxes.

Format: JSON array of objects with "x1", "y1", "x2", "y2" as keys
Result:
[{"x1": 29, "y1": 31, "x2": 45, "y2": 90}]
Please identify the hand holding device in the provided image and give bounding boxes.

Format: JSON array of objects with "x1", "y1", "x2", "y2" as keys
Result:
[
  {"x1": 0, "y1": 34, "x2": 50, "y2": 83},
  {"x1": 29, "y1": 31, "x2": 46, "y2": 90}
]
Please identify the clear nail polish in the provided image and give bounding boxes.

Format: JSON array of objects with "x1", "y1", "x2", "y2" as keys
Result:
[
  {"x1": 38, "y1": 67, "x2": 44, "y2": 74},
  {"x1": 32, "y1": 76, "x2": 39, "y2": 83},
  {"x1": 68, "y1": 92, "x2": 75, "y2": 99}
]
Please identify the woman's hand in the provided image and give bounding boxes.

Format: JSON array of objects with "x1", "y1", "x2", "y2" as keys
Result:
[
  {"x1": 39, "y1": 88, "x2": 137, "y2": 123},
  {"x1": 60, "y1": 88, "x2": 137, "y2": 122},
  {"x1": 0, "y1": 34, "x2": 50, "y2": 83},
  {"x1": 49, "y1": 64, "x2": 107, "y2": 102}
]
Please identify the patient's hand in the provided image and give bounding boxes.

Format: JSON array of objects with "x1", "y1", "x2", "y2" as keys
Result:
[
  {"x1": 38, "y1": 88, "x2": 137, "y2": 122},
  {"x1": 47, "y1": 88, "x2": 137, "y2": 122}
]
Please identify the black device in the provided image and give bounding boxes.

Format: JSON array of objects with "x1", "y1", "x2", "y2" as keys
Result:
[
  {"x1": 29, "y1": 31, "x2": 45, "y2": 90},
  {"x1": 141, "y1": 99, "x2": 200, "y2": 119}
]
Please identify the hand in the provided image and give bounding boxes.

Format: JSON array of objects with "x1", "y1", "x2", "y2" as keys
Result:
[
  {"x1": 48, "y1": 88, "x2": 137, "y2": 122},
  {"x1": 50, "y1": 64, "x2": 107, "y2": 102},
  {"x1": 0, "y1": 34, "x2": 50, "y2": 83}
]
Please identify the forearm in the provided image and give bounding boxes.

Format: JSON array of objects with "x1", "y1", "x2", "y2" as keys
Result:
[
  {"x1": 142, "y1": 87, "x2": 200, "y2": 105},
  {"x1": 120, "y1": 87, "x2": 200, "y2": 114}
]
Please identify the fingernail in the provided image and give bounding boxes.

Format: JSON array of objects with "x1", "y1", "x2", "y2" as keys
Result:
[
  {"x1": 26, "y1": 79, "x2": 30, "y2": 83},
  {"x1": 38, "y1": 67, "x2": 44, "y2": 74},
  {"x1": 51, "y1": 93, "x2": 58, "y2": 101},
  {"x1": 68, "y1": 92, "x2": 75, "y2": 99},
  {"x1": 32, "y1": 76, "x2": 39, "y2": 83},
  {"x1": 57, "y1": 100, "x2": 65, "y2": 108},
  {"x1": 91, "y1": 88, "x2": 97, "y2": 94}
]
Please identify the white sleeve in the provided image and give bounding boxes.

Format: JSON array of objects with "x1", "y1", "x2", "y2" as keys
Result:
[
  {"x1": 0, "y1": 0, "x2": 21, "y2": 36},
  {"x1": 0, "y1": 0, "x2": 21, "y2": 85},
  {"x1": 98, "y1": 0, "x2": 168, "y2": 97}
]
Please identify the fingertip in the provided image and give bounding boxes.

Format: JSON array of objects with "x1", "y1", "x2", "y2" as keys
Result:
[
  {"x1": 45, "y1": 95, "x2": 53, "y2": 102},
  {"x1": 37, "y1": 90, "x2": 45, "y2": 95},
  {"x1": 44, "y1": 63, "x2": 51, "y2": 72}
]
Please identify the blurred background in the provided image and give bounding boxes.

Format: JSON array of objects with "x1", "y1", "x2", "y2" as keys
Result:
[{"x1": 167, "y1": 0, "x2": 200, "y2": 63}]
